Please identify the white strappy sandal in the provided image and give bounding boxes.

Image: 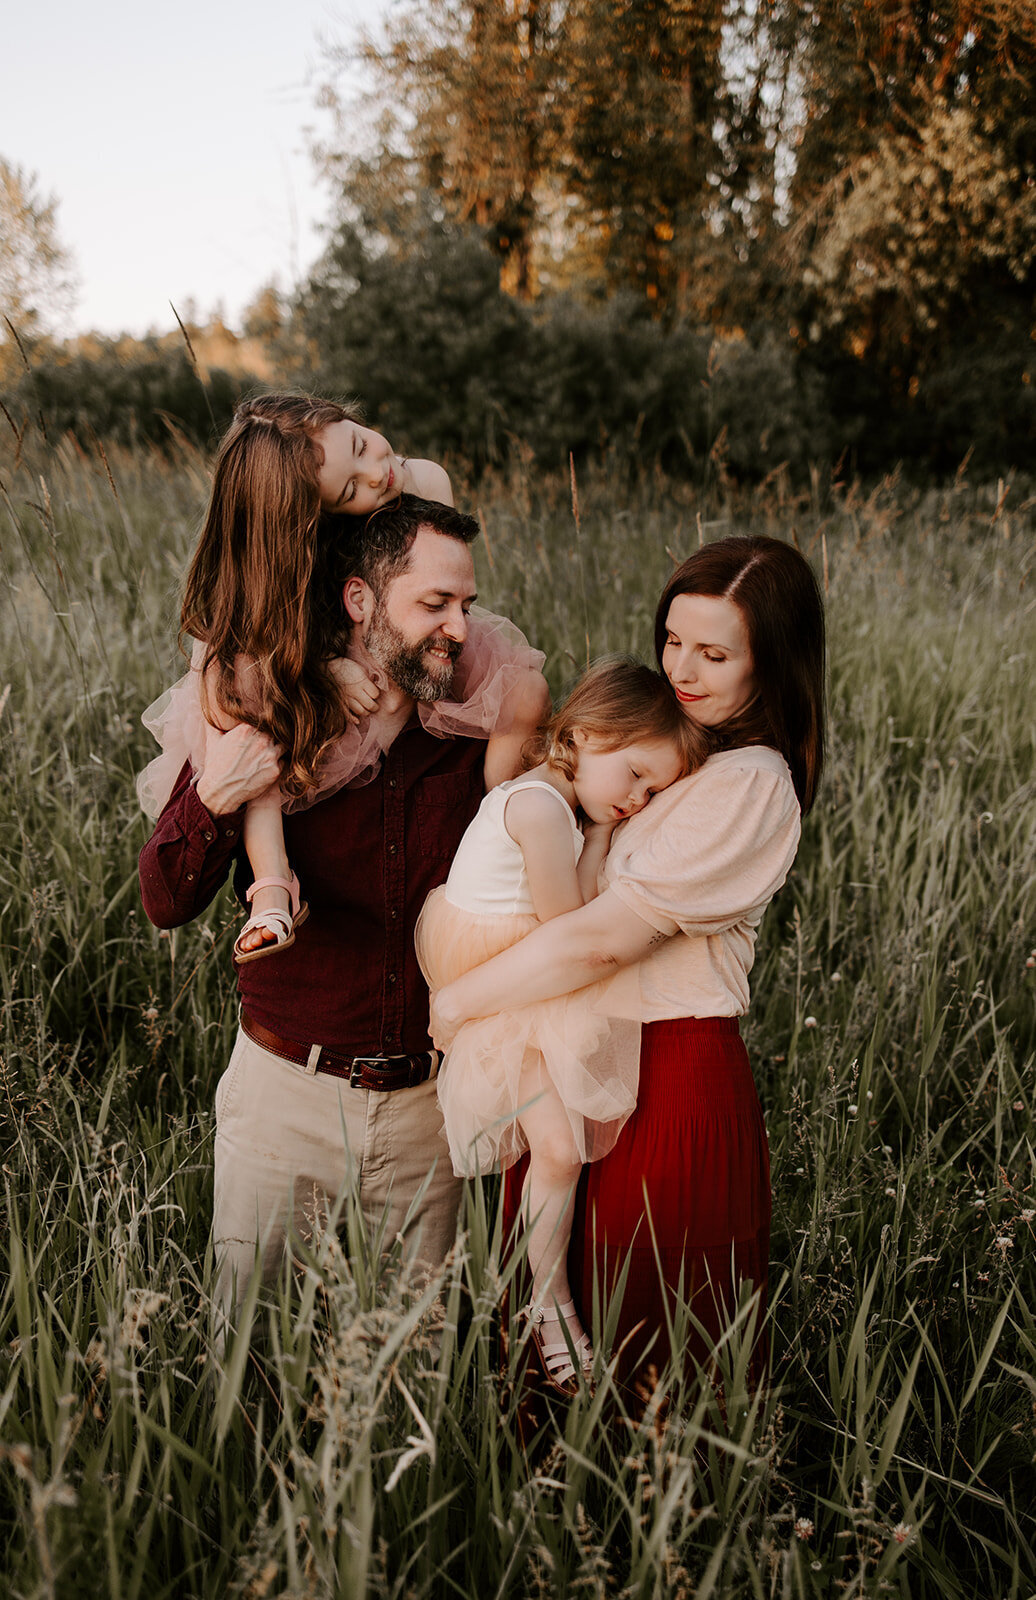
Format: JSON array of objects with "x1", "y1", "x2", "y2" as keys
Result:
[
  {"x1": 523, "y1": 1299, "x2": 594, "y2": 1397},
  {"x1": 232, "y1": 872, "x2": 309, "y2": 965}
]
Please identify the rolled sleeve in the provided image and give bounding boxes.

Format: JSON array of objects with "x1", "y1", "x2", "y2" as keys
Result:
[{"x1": 139, "y1": 760, "x2": 245, "y2": 928}]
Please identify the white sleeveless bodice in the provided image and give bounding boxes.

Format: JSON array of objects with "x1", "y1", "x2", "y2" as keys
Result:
[{"x1": 443, "y1": 777, "x2": 582, "y2": 916}]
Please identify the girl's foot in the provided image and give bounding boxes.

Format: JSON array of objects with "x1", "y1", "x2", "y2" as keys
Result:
[
  {"x1": 233, "y1": 873, "x2": 309, "y2": 964},
  {"x1": 524, "y1": 1299, "x2": 593, "y2": 1396}
]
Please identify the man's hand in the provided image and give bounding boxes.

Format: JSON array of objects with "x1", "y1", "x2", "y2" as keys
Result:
[{"x1": 195, "y1": 723, "x2": 282, "y2": 817}]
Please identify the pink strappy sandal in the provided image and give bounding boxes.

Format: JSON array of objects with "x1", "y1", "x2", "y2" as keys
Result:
[
  {"x1": 232, "y1": 872, "x2": 309, "y2": 965},
  {"x1": 523, "y1": 1300, "x2": 594, "y2": 1397}
]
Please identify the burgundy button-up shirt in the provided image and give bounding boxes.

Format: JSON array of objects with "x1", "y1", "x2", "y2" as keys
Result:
[{"x1": 138, "y1": 719, "x2": 485, "y2": 1054}]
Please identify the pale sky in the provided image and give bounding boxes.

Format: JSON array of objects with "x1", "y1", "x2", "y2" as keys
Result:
[{"x1": 2, "y1": 0, "x2": 372, "y2": 337}]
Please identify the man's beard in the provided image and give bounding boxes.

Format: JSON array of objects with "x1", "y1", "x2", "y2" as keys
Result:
[{"x1": 366, "y1": 601, "x2": 462, "y2": 703}]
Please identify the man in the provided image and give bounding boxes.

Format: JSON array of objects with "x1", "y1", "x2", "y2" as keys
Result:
[{"x1": 139, "y1": 495, "x2": 547, "y2": 1320}]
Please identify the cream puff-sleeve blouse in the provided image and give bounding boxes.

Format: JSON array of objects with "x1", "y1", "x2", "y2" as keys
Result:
[{"x1": 600, "y1": 745, "x2": 801, "y2": 1021}]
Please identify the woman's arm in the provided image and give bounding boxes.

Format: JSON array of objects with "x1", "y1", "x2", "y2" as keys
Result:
[{"x1": 433, "y1": 888, "x2": 663, "y2": 1034}]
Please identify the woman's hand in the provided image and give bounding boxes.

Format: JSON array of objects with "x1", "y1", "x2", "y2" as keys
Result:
[
  {"x1": 332, "y1": 658, "x2": 382, "y2": 724},
  {"x1": 195, "y1": 723, "x2": 282, "y2": 817},
  {"x1": 428, "y1": 986, "x2": 467, "y2": 1050}
]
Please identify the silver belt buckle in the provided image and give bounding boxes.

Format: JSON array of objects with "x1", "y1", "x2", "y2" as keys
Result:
[{"x1": 349, "y1": 1054, "x2": 387, "y2": 1086}]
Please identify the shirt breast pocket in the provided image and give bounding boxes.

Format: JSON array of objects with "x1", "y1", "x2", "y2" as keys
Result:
[{"x1": 414, "y1": 770, "x2": 480, "y2": 865}]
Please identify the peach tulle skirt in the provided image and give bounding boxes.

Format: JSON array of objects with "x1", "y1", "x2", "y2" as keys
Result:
[{"x1": 416, "y1": 886, "x2": 641, "y2": 1178}]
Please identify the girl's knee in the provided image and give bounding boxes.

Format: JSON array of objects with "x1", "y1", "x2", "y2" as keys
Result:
[{"x1": 528, "y1": 1129, "x2": 581, "y2": 1186}]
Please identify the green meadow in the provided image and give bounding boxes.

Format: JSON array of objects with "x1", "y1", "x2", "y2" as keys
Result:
[{"x1": 1, "y1": 431, "x2": 1033, "y2": 1597}]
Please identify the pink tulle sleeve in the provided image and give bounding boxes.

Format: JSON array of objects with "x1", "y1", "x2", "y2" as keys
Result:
[
  {"x1": 135, "y1": 640, "x2": 210, "y2": 818},
  {"x1": 419, "y1": 605, "x2": 546, "y2": 740},
  {"x1": 136, "y1": 608, "x2": 546, "y2": 818}
]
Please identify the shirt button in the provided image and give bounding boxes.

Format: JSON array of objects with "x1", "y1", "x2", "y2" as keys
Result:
[
  {"x1": 388, "y1": 972, "x2": 397, "y2": 985},
  {"x1": 224, "y1": 828, "x2": 236, "y2": 839},
  {"x1": 202, "y1": 830, "x2": 214, "y2": 842},
  {"x1": 185, "y1": 871, "x2": 195, "y2": 882},
  {"x1": 388, "y1": 778, "x2": 397, "y2": 789},
  {"x1": 390, "y1": 908, "x2": 398, "y2": 920},
  {"x1": 388, "y1": 843, "x2": 397, "y2": 856}
]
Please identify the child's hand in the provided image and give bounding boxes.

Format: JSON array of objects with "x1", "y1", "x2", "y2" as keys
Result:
[
  {"x1": 332, "y1": 658, "x2": 382, "y2": 723},
  {"x1": 581, "y1": 819, "x2": 618, "y2": 847}
]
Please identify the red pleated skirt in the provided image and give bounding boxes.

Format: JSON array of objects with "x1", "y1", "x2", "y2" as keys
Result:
[{"x1": 502, "y1": 1016, "x2": 770, "y2": 1392}]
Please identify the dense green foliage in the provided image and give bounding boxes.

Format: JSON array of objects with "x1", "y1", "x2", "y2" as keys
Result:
[
  {"x1": 1, "y1": 426, "x2": 1033, "y2": 1596},
  {"x1": 305, "y1": 0, "x2": 1036, "y2": 475},
  {"x1": 6, "y1": 6, "x2": 1035, "y2": 478},
  {"x1": 1, "y1": 339, "x2": 256, "y2": 453}
]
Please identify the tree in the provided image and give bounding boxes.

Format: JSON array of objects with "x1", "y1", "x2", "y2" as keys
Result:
[
  {"x1": 317, "y1": 0, "x2": 566, "y2": 300},
  {"x1": 563, "y1": 0, "x2": 726, "y2": 315},
  {"x1": 296, "y1": 213, "x2": 534, "y2": 463},
  {"x1": 0, "y1": 160, "x2": 78, "y2": 364}
]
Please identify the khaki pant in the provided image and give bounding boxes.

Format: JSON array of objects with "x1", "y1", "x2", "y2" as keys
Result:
[{"x1": 212, "y1": 1028, "x2": 463, "y2": 1324}]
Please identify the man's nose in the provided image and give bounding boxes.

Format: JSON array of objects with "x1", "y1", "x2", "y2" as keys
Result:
[{"x1": 440, "y1": 605, "x2": 468, "y2": 643}]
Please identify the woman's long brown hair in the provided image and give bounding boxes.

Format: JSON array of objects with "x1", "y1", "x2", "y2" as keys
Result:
[
  {"x1": 654, "y1": 536, "x2": 826, "y2": 813},
  {"x1": 180, "y1": 392, "x2": 360, "y2": 796}
]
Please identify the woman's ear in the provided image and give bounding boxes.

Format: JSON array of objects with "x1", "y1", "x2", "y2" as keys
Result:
[{"x1": 343, "y1": 577, "x2": 372, "y2": 626}]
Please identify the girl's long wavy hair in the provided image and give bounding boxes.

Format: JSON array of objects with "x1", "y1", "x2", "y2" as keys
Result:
[
  {"x1": 654, "y1": 535, "x2": 826, "y2": 813},
  {"x1": 180, "y1": 392, "x2": 362, "y2": 796}
]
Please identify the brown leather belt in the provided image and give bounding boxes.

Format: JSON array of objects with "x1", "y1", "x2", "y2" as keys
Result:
[{"x1": 242, "y1": 1014, "x2": 439, "y2": 1091}]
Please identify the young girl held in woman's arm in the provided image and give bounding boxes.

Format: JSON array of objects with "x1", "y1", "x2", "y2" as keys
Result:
[{"x1": 416, "y1": 659, "x2": 706, "y2": 1393}]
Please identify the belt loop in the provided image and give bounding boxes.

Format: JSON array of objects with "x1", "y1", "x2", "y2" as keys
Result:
[{"x1": 305, "y1": 1043, "x2": 321, "y2": 1076}]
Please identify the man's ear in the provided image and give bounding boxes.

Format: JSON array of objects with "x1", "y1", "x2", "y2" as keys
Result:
[{"x1": 343, "y1": 577, "x2": 372, "y2": 626}]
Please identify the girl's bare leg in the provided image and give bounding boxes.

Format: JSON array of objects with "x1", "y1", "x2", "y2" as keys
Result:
[
  {"x1": 517, "y1": 1057, "x2": 591, "y2": 1373},
  {"x1": 237, "y1": 788, "x2": 292, "y2": 953}
]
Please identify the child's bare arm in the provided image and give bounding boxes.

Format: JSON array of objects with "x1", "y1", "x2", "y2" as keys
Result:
[
  {"x1": 406, "y1": 460, "x2": 454, "y2": 506},
  {"x1": 484, "y1": 670, "x2": 551, "y2": 789},
  {"x1": 575, "y1": 821, "x2": 617, "y2": 903},
  {"x1": 504, "y1": 788, "x2": 584, "y2": 922}
]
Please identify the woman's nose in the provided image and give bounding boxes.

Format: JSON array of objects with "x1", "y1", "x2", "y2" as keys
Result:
[{"x1": 673, "y1": 648, "x2": 697, "y2": 684}]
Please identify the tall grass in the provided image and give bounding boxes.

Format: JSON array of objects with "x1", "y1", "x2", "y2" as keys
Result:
[{"x1": 1, "y1": 427, "x2": 1033, "y2": 1597}]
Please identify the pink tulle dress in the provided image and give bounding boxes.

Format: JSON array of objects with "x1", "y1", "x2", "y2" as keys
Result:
[
  {"x1": 416, "y1": 777, "x2": 641, "y2": 1178},
  {"x1": 136, "y1": 606, "x2": 546, "y2": 818}
]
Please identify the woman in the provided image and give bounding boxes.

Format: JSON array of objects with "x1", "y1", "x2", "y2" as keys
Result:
[{"x1": 432, "y1": 535, "x2": 825, "y2": 1390}]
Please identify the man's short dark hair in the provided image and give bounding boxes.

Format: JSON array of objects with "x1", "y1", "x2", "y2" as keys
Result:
[{"x1": 353, "y1": 495, "x2": 479, "y2": 597}]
